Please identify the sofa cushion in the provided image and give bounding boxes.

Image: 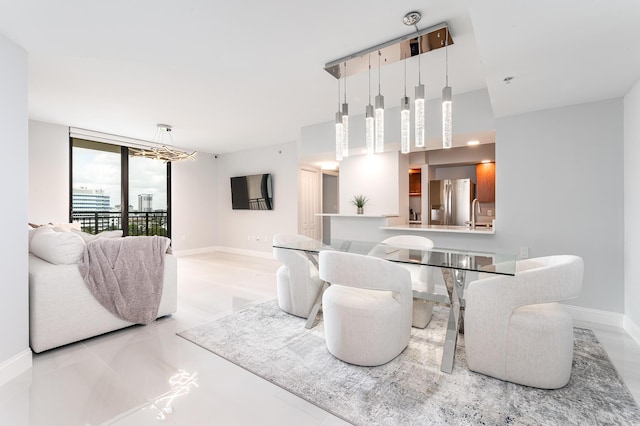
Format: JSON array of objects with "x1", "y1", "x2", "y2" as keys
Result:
[{"x1": 30, "y1": 227, "x2": 86, "y2": 265}]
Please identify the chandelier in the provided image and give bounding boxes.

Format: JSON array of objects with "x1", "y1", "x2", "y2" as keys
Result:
[
  {"x1": 129, "y1": 124, "x2": 196, "y2": 162},
  {"x1": 324, "y1": 13, "x2": 453, "y2": 156}
]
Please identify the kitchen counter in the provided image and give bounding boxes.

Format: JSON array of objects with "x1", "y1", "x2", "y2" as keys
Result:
[
  {"x1": 316, "y1": 213, "x2": 399, "y2": 218},
  {"x1": 381, "y1": 223, "x2": 495, "y2": 235}
]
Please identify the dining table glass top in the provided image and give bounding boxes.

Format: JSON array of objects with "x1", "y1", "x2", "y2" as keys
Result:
[{"x1": 273, "y1": 238, "x2": 517, "y2": 276}]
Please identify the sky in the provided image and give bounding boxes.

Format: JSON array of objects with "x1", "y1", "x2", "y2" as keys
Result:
[{"x1": 72, "y1": 147, "x2": 168, "y2": 210}]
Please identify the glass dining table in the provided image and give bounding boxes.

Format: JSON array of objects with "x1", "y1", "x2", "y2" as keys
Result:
[{"x1": 272, "y1": 238, "x2": 517, "y2": 373}]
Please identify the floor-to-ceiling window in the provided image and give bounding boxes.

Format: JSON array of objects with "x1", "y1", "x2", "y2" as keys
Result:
[
  {"x1": 70, "y1": 138, "x2": 171, "y2": 237},
  {"x1": 128, "y1": 154, "x2": 170, "y2": 236}
]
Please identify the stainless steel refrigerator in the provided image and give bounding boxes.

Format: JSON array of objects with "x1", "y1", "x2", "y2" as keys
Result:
[{"x1": 428, "y1": 179, "x2": 475, "y2": 226}]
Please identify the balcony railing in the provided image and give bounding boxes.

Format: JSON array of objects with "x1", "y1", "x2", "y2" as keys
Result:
[{"x1": 71, "y1": 211, "x2": 169, "y2": 237}]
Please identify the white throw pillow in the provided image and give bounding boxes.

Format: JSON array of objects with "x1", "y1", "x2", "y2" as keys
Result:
[
  {"x1": 71, "y1": 228, "x2": 123, "y2": 243},
  {"x1": 28, "y1": 223, "x2": 80, "y2": 248},
  {"x1": 28, "y1": 225, "x2": 52, "y2": 248},
  {"x1": 30, "y1": 227, "x2": 86, "y2": 264},
  {"x1": 52, "y1": 222, "x2": 82, "y2": 232}
]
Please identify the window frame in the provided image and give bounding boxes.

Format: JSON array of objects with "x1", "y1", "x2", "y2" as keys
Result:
[{"x1": 69, "y1": 137, "x2": 172, "y2": 237}]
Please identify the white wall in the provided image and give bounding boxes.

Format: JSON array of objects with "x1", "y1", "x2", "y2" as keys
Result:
[
  {"x1": 339, "y1": 151, "x2": 406, "y2": 216},
  {"x1": 216, "y1": 142, "x2": 298, "y2": 253},
  {"x1": 624, "y1": 79, "x2": 640, "y2": 343},
  {"x1": 29, "y1": 120, "x2": 69, "y2": 224},
  {"x1": 0, "y1": 34, "x2": 31, "y2": 386},
  {"x1": 171, "y1": 153, "x2": 218, "y2": 252},
  {"x1": 495, "y1": 99, "x2": 624, "y2": 314},
  {"x1": 391, "y1": 99, "x2": 624, "y2": 314}
]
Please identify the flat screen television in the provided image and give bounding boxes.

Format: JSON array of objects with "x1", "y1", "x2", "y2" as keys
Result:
[{"x1": 230, "y1": 173, "x2": 273, "y2": 210}]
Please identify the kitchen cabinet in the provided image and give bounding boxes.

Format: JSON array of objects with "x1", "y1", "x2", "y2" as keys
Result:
[
  {"x1": 409, "y1": 169, "x2": 421, "y2": 196},
  {"x1": 476, "y1": 162, "x2": 495, "y2": 202},
  {"x1": 408, "y1": 169, "x2": 422, "y2": 223}
]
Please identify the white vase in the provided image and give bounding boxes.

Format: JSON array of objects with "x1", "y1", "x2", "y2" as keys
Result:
[{"x1": 357, "y1": 207, "x2": 364, "y2": 214}]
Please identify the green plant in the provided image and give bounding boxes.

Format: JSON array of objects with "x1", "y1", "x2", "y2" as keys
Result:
[{"x1": 350, "y1": 194, "x2": 369, "y2": 208}]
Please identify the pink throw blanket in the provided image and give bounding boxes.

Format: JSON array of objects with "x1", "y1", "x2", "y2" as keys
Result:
[{"x1": 78, "y1": 236, "x2": 171, "y2": 324}]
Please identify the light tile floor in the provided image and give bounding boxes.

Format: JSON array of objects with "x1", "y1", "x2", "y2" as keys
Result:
[{"x1": 1, "y1": 251, "x2": 638, "y2": 425}]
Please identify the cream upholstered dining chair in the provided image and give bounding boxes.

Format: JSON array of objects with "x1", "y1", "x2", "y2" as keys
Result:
[
  {"x1": 380, "y1": 235, "x2": 437, "y2": 328},
  {"x1": 319, "y1": 250, "x2": 413, "y2": 366},
  {"x1": 464, "y1": 255, "x2": 584, "y2": 389},
  {"x1": 272, "y1": 234, "x2": 324, "y2": 319}
]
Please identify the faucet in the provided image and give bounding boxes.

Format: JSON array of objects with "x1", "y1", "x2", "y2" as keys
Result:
[{"x1": 471, "y1": 198, "x2": 481, "y2": 229}]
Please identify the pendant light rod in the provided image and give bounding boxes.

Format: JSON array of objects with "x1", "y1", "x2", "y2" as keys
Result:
[
  {"x1": 365, "y1": 53, "x2": 375, "y2": 156},
  {"x1": 343, "y1": 61, "x2": 347, "y2": 102},
  {"x1": 378, "y1": 50, "x2": 381, "y2": 95},
  {"x1": 418, "y1": 34, "x2": 422, "y2": 84},
  {"x1": 338, "y1": 84, "x2": 341, "y2": 111},
  {"x1": 415, "y1": 33, "x2": 426, "y2": 149},
  {"x1": 445, "y1": 25, "x2": 449, "y2": 86},
  {"x1": 374, "y1": 49, "x2": 385, "y2": 153},
  {"x1": 368, "y1": 54, "x2": 371, "y2": 104},
  {"x1": 341, "y1": 61, "x2": 349, "y2": 158},
  {"x1": 324, "y1": 21, "x2": 451, "y2": 79},
  {"x1": 335, "y1": 77, "x2": 344, "y2": 161}
]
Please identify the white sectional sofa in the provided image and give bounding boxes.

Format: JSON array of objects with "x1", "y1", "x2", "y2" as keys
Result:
[{"x1": 29, "y1": 253, "x2": 177, "y2": 353}]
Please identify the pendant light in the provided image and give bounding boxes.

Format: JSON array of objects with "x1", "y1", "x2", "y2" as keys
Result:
[
  {"x1": 129, "y1": 124, "x2": 196, "y2": 162},
  {"x1": 335, "y1": 79, "x2": 344, "y2": 161},
  {"x1": 365, "y1": 54, "x2": 374, "y2": 156},
  {"x1": 415, "y1": 35, "x2": 425, "y2": 148},
  {"x1": 442, "y1": 26, "x2": 453, "y2": 149},
  {"x1": 400, "y1": 53, "x2": 410, "y2": 154},
  {"x1": 374, "y1": 50, "x2": 384, "y2": 153},
  {"x1": 341, "y1": 62, "x2": 349, "y2": 158}
]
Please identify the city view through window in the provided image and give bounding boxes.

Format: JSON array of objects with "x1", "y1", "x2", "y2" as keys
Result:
[{"x1": 71, "y1": 139, "x2": 169, "y2": 236}]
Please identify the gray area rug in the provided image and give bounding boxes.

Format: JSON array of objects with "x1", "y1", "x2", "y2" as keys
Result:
[{"x1": 178, "y1": 300, "x2": 640, "y2": 425}]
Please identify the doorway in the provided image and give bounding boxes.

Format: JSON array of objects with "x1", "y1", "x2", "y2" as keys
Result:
[
  {"x1": 322, "y1": 172, "x2": 339, "y2": 242},
  {"x1": 298, "y1": 167, "x2": 321, "y2": 239}
]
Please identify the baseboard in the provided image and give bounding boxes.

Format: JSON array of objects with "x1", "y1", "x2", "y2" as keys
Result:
[
  {"x1": 172, "y1": 245, "x2": 274, "y2": 260},
  {"x1": 623, "y1": 315, "x2": 640, "y2": 346},
  {"x1": 213, "y1": 246, "x2": 274, "y2": 260},
  {"x1": 564, "y1": 304, "x2": 624, "y2": 329},
  {"x1": 171, "y1": 246, "x2": 218, "y2": 257},
  {"x1": 0, "y1": 349, "x2": 32, "y2": 387}
]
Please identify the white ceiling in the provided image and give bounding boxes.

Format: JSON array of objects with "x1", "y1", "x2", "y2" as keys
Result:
[{"x1": 1, "y1": 0, "x2": 639, "y2": 154}]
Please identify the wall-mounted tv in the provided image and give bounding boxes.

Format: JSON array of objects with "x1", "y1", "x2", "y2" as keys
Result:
[{"x1": 230, "y1": 173, "x2": 273, "y2": 210}]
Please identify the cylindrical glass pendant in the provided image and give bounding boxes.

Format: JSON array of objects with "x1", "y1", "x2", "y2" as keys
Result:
[
  {"x1": 415, "y1": 84, "x2": 425, "y2": 148},
  {"x1": 442, "y1": 86, "x2": 452, "y2": 149},
  {"x1": 401, "y1": 96, "x2": 410, "y2": 154},
  {"x1": 375, "y1": 94, "x2": 384, "y2": 153}
]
